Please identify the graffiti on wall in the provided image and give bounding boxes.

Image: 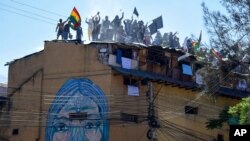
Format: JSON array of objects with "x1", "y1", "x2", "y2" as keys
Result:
[{"x1": 45, "y1": 78, "x2": 109, "y2": 141}]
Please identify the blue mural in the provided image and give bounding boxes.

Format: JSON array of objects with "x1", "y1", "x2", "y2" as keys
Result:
[{"x1": 45, "y1": 78, "x2": 109, "y2": 141}]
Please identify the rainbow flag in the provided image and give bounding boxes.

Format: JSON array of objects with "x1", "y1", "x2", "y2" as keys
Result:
[
  {"x1": 192, "y1": 41, "x2": 199, "y2": 51},
  {"x1": 69, "y1": 7, "x2": 81, "y2": 30},
  {"x1": 192, "y1": 30, "x2": 202, "y2": 51},
  {"x1": 211, "y1": 48, "x2": 223, "y2": 61}
]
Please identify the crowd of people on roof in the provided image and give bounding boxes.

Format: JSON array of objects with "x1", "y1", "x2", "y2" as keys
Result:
[
  {"x1": 56, "y1": 18, "x2": 83, "y2": 43},
  {"x1": 83, "y1": 11, "x2": 153, "y2": 45},
  {"x1": 55, "y1": 11, "x2": 182, "y2": 47},
  {"x1": 55, "y1": 10, "x2": 250, "y2": 63}
]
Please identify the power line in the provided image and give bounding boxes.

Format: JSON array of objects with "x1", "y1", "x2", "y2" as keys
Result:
[
  {"x1": 0, "y1": 7, "x2": 54, "y2": 25},
  {"x1": 0, "y1": 2, "x2": 57, "y2": 22},
  {"x1": 7, "y1": 0, "x2": 67, "y2": 18},
  {"x1": 159, "y1": 118, "x2": 211, "y2": 141}
]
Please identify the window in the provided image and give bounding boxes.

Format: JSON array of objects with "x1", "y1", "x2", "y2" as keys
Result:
[
  {"x1": 12, "y1": 129, "x2": 19, "y2": 135},
  {"x1": 141, "y1": 78, "x2": 148, "y2": 85},
  {"x1": 217, "y1": 134, "x2": 224, "y2": 141},
  {"x1": 123, "y1": 77, "x2": 138, "y2": 86},
  {"x1": 121, "y1": 112, "x2": 138, "y2": 123},
  {"x1": 182, "y1": 64, "x2": 192, "y2": 75},
  {"x1": 185, "y1": 106, "x2": 198, "y2": 114}
]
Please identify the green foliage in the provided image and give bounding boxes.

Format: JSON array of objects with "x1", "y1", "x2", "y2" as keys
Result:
[
  {"x1": 206, "y1": 97, "x2": 250, "y2": 130},
  {"x1": 206, "y1": 106, "x2": 230, "y2": 129},
  {"x1": 206, "y1": 119, "x2": 224, "y2": 130},
  {"x1": 228, "y1": 97, "x2": 250, "y2": 124}
]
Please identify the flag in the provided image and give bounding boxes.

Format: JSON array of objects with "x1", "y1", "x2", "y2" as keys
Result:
[
  {"x1": 198, "y1": 30, "x2": 202, "y2": 45},
  {"x1": 149, "y1": 16, "x2": 163, "y2": 35},
  {"x1": 211, "y1": 48, "x2": 223, "y2": 61},
  {"x1": 133, "y1": 7, "x2": 139, "y2": 17},
  {"x1": 148, "y1": 22, "x2": 157, "y2": 35},
  {"x1": 153, "y1": 16, "x2": 163, "y2": 29},
  {"x1": 192, "y1": 41, "x2": 199, "y2": 51},
  {"x1": 193, "y1": 31, "x2": 202, "y2": 51},
  {"x1": 69, "y1": 7, "x2": 81, "y2": 30}
]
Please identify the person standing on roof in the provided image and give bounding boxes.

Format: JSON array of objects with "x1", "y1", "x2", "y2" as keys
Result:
[
  {"x1": 92, "y1": 12, "x2": 101, "y2": 41},
  {"x1": 76, "y1": 24, "x2": 83, "y2": 44},
  {"x1": 111, "y1": 12, "x2": 124, "y2": 41},
  {"x1": 102, "y1": 16, "x2": 111, "y2": 34},
  {"x1": 152, "y1": 31, "x2": 163, "y2": 46},
  {"x1": 56, "y1": 18, "x2": 68, "y2": 40},
  {"x1": 123, "y1": 17, "x2": 133, "y2": 36},
  {"x1": 85, "y1": 17, "x2": 94, "y2": 41},
  {"x1": 131, "y1": 20, "x2": 138, "y2": 42},
  {"x1": 143, "y1": 29, "x2": 152, "y2": 45},
  {"x1": 64, "y1": 21, "x2": 72, "y2": 40}
]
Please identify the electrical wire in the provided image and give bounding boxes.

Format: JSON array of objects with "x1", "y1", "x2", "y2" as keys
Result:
[
  {"x1": 6, "y1": 0, "x2": 67, "y2": 18},
  {"x1": 0, "y1": 2, "x2": 57, "y2": 22},
  {"x1": 0, "y1": 7, "x2": 54, "y2": 25},
  {"x1": 158, "y1": 118, "x2": 212, "y2": 141}
]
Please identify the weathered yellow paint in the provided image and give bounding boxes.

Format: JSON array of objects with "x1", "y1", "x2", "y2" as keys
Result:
[{"x1": 4, "y1": 42, "x2": 240, "y2": 141}]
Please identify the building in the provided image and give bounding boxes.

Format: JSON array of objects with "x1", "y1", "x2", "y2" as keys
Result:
[
  {"x1": 0, "y1": 83, "x2": 9, "y2": 141},
  {"x1": 0, "y1": 83, "x2": 7, "y2": 97},
  {"x1": 2, "y1": 41, "x2": 249, "y2": 141}
]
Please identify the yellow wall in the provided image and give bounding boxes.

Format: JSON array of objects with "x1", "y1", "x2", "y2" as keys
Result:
[
  {"x1": 109, "y1": 73, "x2": 149, "y2": 141},
  {"x1": 155, "y1": 84, "x2": 239, "y2": 141},
  {"x1": 8, "y1": 51, "x2": 43, "y2": 96},
  {"x1": 5, "y1": 42, "x2": 240, "y2": 141}
]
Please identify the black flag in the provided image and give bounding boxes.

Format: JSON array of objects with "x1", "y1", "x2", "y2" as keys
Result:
[
  {"x1": 133, "y1": 7, "x2": 139, "y2": 17},
  {"x1": 153, "y1": 16, "x2": 163, "y2": 29},
  {"x1": 149, "y1": 22, "x2": 157, "y2": 35},
  {"x1": 149, "y1": 16, "x2": 163, "y2": 35}
]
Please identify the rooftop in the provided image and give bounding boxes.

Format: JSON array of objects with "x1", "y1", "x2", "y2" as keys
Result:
[{"x1": 6, "y1": 41, "x2": 250, "y2": 99}]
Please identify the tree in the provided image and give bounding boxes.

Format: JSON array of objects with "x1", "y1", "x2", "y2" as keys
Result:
[
  {"x1": 228, "y1": 97, "x2": 250, "y2": 124},
  {"x1": 206, "y1": 98, "x2": 250, "y2": 129},
  {"x1": 202, "y1": 0, "x2": 250, "y2": 61},
  {"x1": 206, "y1": 106, "x2": 231, "y2": 129}
]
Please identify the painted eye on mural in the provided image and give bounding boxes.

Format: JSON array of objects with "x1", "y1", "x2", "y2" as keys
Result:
[
  {"x1": 84, "y1": 121, "x2": 101, "y2": 129},
  {"x1": 54, "y1": 122, "x2": 69, "y2": 132}
]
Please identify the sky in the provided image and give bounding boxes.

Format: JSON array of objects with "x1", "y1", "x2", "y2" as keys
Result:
[{"x1": 0, "y1": 0, "x2": 224, "y2": 83}]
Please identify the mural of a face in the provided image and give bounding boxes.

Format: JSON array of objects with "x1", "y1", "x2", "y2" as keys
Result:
[{"x1": 45, "y1": 78, "x2": 109, "y2": 141}]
